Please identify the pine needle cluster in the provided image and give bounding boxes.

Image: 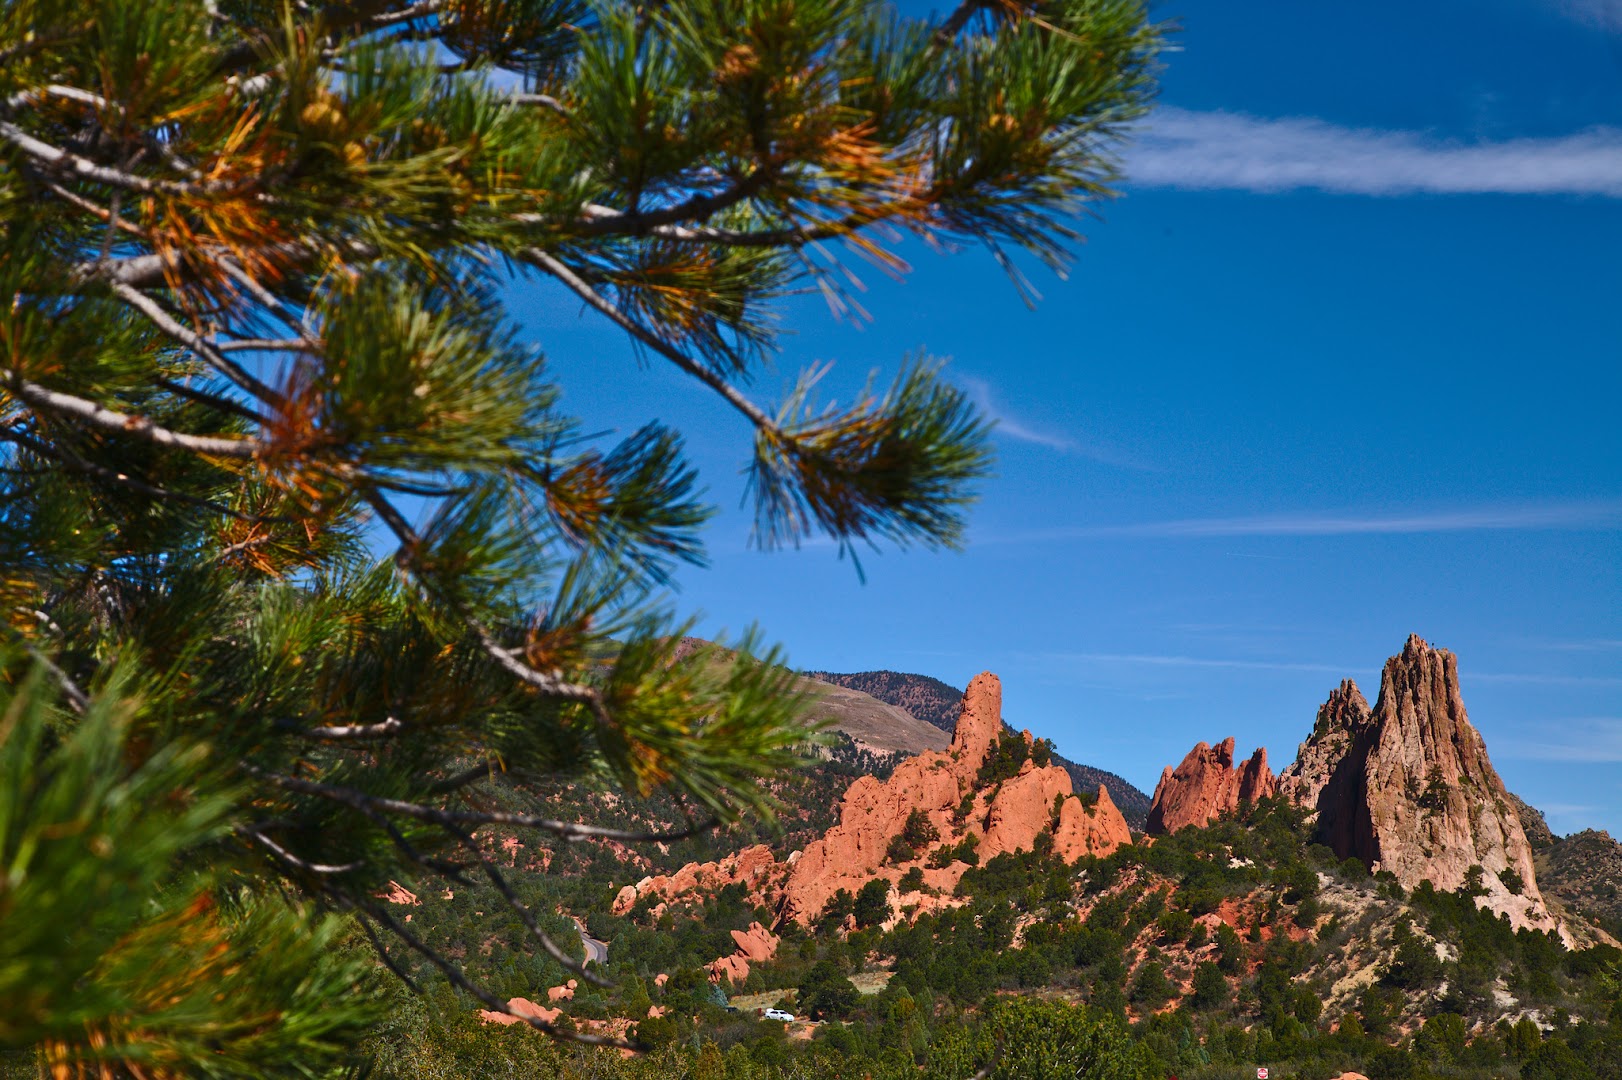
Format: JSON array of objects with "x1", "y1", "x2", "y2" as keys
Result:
[{"x1": 0, "y1": 0, "x2": 1160, "y2": 1071}]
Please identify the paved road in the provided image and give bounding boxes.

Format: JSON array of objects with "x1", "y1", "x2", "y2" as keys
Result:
[{"x1": 573, "y1": 917, "x2": 609, "y2": 966}]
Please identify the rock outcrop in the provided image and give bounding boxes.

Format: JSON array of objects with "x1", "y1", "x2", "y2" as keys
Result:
[
  {"x1": 612, "y1": 843, "x2": 782, "y2": 917},
  {"x1": 1145, "y1": 737, "x2": 1277, "y2": 834},
  {"x1": 777, "y1": 672, "x2": 1133, "y2": 923},
  {"x1": 1053, "y1": 785, "x2": 1136, "y2": 861},
  {"x1": 1282, "y1": 635, "x2": 1554, "y2": 932},
  {"x1": 633, "y1": 671, "x2": 1134, "y2": 930}
]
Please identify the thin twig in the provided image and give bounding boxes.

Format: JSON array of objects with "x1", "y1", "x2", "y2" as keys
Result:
[
  {"x1": 438, "y1": 819, "x2": 613, "y2": 987},
  {"x1": 238, "y1": 824, "x2": 364, "y2": 874}
]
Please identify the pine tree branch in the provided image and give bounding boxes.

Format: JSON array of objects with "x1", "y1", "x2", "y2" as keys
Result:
[
  {"x1": 360, "y1": 902, "x2": 644, "y2": 1051},
  {"x1": 437, "y1": 819, "x2": 613, "y2": 987},
  {"x1": 256, "y1": 768, "x2": 718, "y2": 844},
  {"x1": 0, "y1": 425, "x2": 287, "y2": 523},
  {"x1": 2, "y1": 372, "x2": 262, "y2": 458},
  {"x1": 238, "y1": 825, "x2": 365, "y2": 874},
  {"x1": 359, "y1": 488, "x2": 616, "y2": 717},
  {"x1": 520, "y1": 247, "x2": 776, "y2": 432}
]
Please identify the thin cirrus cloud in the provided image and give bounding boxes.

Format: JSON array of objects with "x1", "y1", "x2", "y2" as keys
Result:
[
  {"x1": 987, "y1": 498, "x2": 1622, "y2": 543},
  {"x1": 1501, "y1": 719, "x2": 1622, "y2": 762},
  {"x1": 1126, "y1": 107, "x2": 1622, "y2": 197},
  {"x1": 959, "y1": 376, "x2": 1153, "y2": 469}
]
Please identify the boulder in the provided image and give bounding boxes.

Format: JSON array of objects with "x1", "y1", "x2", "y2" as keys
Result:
[
  {"x1": 706, "y1": 954, "x2": 749, "y2": 984},
  {"x1": 377, "y1": 880, "x2": 419, "y2": 905},
  {"x1": 1145, "y1": 737, "x2": 1277, "y2": 834},
  {"x1": 730, "y1": 922, "x2": 780, "y2": 964},
  {"x1": 478, "y1": 997, "x2": 562, "y2": 1026}
]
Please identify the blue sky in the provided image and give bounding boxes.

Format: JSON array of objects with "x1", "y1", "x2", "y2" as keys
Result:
[{"x1": 511, "y1": 0, "x2": 1622, "y2": 835}]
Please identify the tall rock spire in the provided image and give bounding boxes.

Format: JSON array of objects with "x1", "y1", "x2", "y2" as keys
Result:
[{"x1": 1282, "y1": 635, "x2": 1555, "y2": 932}]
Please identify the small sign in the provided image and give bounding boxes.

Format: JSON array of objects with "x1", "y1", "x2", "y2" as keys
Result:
[{"x1": 1257, "y1": 1069, "x2": 1269, "y2": 1079}]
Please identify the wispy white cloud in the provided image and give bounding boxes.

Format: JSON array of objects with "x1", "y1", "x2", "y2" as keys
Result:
[
  {"x1": 960, "y1": 377, "x2": 1152, "y2": 469},
  {"x1": 986, "y1": 499, "x2": 1622, "y2": 543},
  {"x1": 1555, "y1": 0, "x2": 1622, "y2": 31},
  {"x1": 1501, "y1": 719, "x2": 1622, "y2": 762},
  {"x1": 1127, "y1": 108, "x2": 1622, "y2": 197},
  {"x1": 1041, "y1": 651, "x2": 1350, "y2": 675},
  {"x1": 1468, "y1": 672, "x2": 1622, "y2": 687}
]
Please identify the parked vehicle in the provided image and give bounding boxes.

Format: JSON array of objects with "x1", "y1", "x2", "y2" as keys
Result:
[{"x1": 762, "y1": 1009, "x2": 795, "y2": 1022}]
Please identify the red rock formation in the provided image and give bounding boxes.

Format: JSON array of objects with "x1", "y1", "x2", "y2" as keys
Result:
[
  {"x1": 377, "y1": 880, "x2": 420, "y2": 905},
  {"x1": 1145, "y1": 737, "x2": 1277, "y2": 834},
  {"x1": 1283, "y1": 635, "x2": 1554, "y2": 932},
  {"x1": 706, "y1": 954, "x2": 750, "y2": 984},
  {"x1": 614, "y1": 843, "x2": 782, "y2": 916},
  {"x1": 1053, "y1": 785, "x2": 1136, "y2": 861},
  {"x1": 778, "y1": 672, "x2": 1132, "y2": 923},
  {"x1": 631, "y1": 671, "x2": 1133, "y2": 929},
  {"x1": 546, "y1": 980, "x2": 576, "y2": 1002},
  {"x1": 479, "y1": 997, "x2": 562, "y2": 1026},
  {"x1": 730, "y1": 923, "x2": 780, "y2": 964},
  {"x1": 947, "y1": 672, "x2": 1003, "y2": 782}
]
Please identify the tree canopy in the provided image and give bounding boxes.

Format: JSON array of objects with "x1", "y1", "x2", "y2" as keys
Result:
[{"x1": 0, "y1": 0, "x2": 1161, "y2": 1071}]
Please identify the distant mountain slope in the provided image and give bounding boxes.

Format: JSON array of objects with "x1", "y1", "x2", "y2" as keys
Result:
[
  {"x1": 797, "y1": 677, "x2": 950, "y2": 756},
  {"x1": 1515, "y1": 793, "x2": 1622, "y2": 940},
  {"x1": 805, "y1": 668, "x2": 1153, "y2": 828}
]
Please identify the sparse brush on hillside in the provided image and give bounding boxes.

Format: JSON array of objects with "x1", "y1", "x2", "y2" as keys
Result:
[{"x1": 0, "y1": 0, "x2": 1164, "y2": 1070}]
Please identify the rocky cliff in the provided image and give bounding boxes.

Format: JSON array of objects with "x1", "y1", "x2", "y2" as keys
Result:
[
  {"x1": 1145, "y1": 737, "x2": 1277, "y2": 834},
  {"x1": 1280, "y1": 635, "x2": 1555, "y2": 932}
]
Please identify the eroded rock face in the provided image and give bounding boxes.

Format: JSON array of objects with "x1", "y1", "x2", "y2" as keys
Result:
[
  {"x1": 1145, "y1": 737, "x2": 1277, "y2": 834},
  {"x1": 1283, "y1": 635, "x2": 1554, "y2": 932},
  {"x1": 1278, "y1": 679, "x2": 1373, "y2": 813}
]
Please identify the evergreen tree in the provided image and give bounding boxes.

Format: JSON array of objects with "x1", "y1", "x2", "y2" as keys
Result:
[{"x1": 0, "y1": 0, "x2": 1161, "y2": 1071}]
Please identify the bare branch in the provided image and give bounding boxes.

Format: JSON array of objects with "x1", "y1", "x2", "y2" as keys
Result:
[
  {"x1": 299, "y1": 717, "x2": 405, "y2": 740},
  {"x1": 510, "y1": 93, "x2": 570, "y2": 118},
  {"x1": 238, "y1": 825, "x2": 364, "y2": 874},
  {"x1": 0, "y1": 121, "x2": 215, "y2": 196},
  {"x1": 103, "y1": 279, "x2": 282, "y2": 405},
  {"x1": 257, "y1": 768, "x2": 718, "y2": 844},
  {"x1": 3, "y1": 372, "x2": 261, "y2": 457}
]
